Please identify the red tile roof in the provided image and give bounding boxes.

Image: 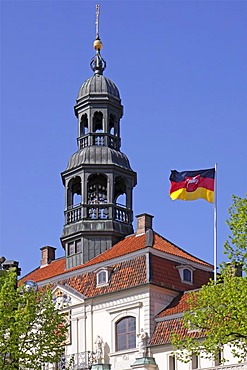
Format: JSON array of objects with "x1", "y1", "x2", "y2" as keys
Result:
[
  {"x1": 65, "y1": 256, "x2": 147, "y2": 297},
  {"x1": 150, "y1": 291, "x2": 203, "y2": 346},
  {"x1": 156, "y1": 292, "x2": 192, "y2": 318},
  {"x1": 152, "y1": 233, "x2": 211, "y2": 267},
  {"x1": 149, "y1": 317, "x2": 203, "y2": 346},
  {"x1": 21, "y1": 231, "x2": 212, "y2": 285},
  {"x1": 151, "y1": 255, "x2": 212, "y2": 292}
]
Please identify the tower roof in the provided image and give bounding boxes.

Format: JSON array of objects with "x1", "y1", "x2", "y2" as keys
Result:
[
  {"x1": 65, "y1": 146, "x2": 132, "y2": 172},
  {"x1": 77, "y1": 74, "x2": 120, "y2": 100},
  {"x1": 77, "y1": 4, "x2": 120, "y2": 101}
]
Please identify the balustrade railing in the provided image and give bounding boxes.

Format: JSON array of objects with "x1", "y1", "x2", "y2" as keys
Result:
[
  {"x1": 66, "y1": 205, "x2": 82, "y2": 224},
  {"x1": 87, "y1": 204, "x2": 109, "y2": 220},
  {"x1": 78, "y1": 133, "x2": 119, "y2": 150},
  {"x1": 65, "y1": 204, "x2": 131, "y2": 224},
  {"x1": 114, "y1": 205, "x2": 129, "y2": 223},
  {"x1": 42, "y1": 351, "x2": 96, "y2": 370}
]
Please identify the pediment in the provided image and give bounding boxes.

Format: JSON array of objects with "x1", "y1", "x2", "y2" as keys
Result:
[{"x1": 52, "y1": 283, "x2": 85, "y2": 310}]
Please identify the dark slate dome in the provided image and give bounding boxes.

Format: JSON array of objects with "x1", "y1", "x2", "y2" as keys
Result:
[
  {"x1": 66, "y1": 146, "x2": 131, "y2": 171},
  {"x1": 77, "y1": 74, "x2": 120, "y2": 100}
]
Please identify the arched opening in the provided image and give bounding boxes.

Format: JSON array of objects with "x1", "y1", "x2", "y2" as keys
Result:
[
  {"x1": 109, "y1": 114, "x2": 116, "y2": 135},
  {"x1": 114, "y1": 176, "x2": 126, "y2": 207},
  {"x1": 87, "y1": 174, "x2": 108, "y2": 219},
  {"x1": 116, "y1": 316, "x2": 136, "y2": 351},
  {"x1": 80, "y1": 114, "x2": 88, "y2": 136},
  {"x1": 67, "y1": 177, "x2": 82, "y2": 208},
  {"x1": 93, "y1": 111, "x2": 104, "y2": 145},
  {"x1": 93, "y1": 111, "x2": 103, "y2": 133}
]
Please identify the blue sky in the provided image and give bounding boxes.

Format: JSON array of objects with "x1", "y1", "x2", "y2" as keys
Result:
[{"x1": 1, "y1": 0, "x2": 246, "y2": 277}]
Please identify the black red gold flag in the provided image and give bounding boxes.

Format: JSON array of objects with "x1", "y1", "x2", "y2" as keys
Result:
[{"x1": 169, "y1": 168, "x2": 215, "y2": 203}]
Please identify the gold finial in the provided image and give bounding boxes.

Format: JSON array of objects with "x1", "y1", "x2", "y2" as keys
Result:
[{"x1": 94, "y1": 4, "x2": 103, "y2": 50}]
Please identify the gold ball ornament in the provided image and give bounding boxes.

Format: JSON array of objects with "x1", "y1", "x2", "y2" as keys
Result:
[{"x1": 93, "y1": 39, "x2": 103, "y2": 50}]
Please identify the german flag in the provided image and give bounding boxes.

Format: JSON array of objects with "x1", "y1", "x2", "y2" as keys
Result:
[{"x1": 169, "y1": 168, "x2": 215, "y2": 203}]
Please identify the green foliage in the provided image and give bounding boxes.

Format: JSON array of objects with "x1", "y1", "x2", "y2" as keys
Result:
[
  {"x1": 172, "y1": 194, "x2": 247, "y2": 362},
  {"x1": 224, "y1": 194, "x2": 247, "y2": 273},
  {"x1": 0, "y1": 270, "x2": 68, "y2": 370}
]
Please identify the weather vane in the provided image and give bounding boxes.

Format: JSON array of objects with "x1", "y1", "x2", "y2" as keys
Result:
[{"x1": 95, "y1": 4, "x2": 100, "y2": 39}]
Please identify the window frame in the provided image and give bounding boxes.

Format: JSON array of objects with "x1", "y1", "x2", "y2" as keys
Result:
[
  {"x1": 115, "y1": 316, "x2": 136, "y2": 352},
  {"x1": 176, "y1": 264, "x2": 195, "y2": 285},
  {"x1": 67, "y1": 239, "x2": 82, "y2": 256},
  {"x1": 192, "y1": 354, "x2": 199, "y2": 369},
  {"x1": 95, "y1": 267, "x2": 113, "y2": 287},
  {"x1": 168, "y1": 354, "x2": 176, "y2": 370}
]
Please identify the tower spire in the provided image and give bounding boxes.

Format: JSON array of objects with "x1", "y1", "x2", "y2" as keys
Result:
[
  {"x1": 61, "y1": 4, "x2": 137, "y2": 269},
  {"x1": 95, "y1": 4, "x2": 100, "y2": 39},
  {"x1": 90, "y1": 4, "x2": 106, "y2": 75}
]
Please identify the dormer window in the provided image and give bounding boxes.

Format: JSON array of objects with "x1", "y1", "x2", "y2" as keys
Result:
[
  {"x1": 96, "y1": 267, "x2": 112, "y2": 287},
  {"x1": 97, "y1": 270, "x2": 107, "y2": 285},
  {"x1": 176, "y1": 265, "x2": 195, "y2": 284},
  {"x1": 183, "y1": 268, "x2": 192, "y2": 282}
]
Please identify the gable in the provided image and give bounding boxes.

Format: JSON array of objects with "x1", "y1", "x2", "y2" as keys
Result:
[{"x1": 52, "y1": 284, "x2": 85, "y2": 309}]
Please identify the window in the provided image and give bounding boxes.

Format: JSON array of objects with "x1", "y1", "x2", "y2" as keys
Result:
[
  {"x1": 68, "y1": 242, "x2": 75, "y2": 256},
  {"x1": 176, "y1": 265, "x2": 195, "y2": 284},
  {"x1": 97, "y1": 271, "x2": 107, "y2": 285},
  {"x1": 215, "y1": 350, "x2": 223, "y2": 366},
  {"x1": 192, "y1": 354, "x2": 199, "y2": 369},
  {"x1": 116, "y1": 316, "x2": 136, "y2": 351},
  {"x1": 67, "y1": 239, "x2": 82, "y2": 256},
  {"x1": 75, "y1": 240, "x2": 82, "y2": 253},
  {"x1": 183, "y1": 268, "x2": 192, "y2": 282},
  {"x1": 168, "y1": 355, "x2": 176, "y2": 370},
  {"x1": 95, "y1": 267, "x2": 112, "y2": 287}
]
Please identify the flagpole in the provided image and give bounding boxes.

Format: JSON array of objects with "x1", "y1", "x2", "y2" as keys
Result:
[{"x1": 214, "y1": 163, "x2": 217, "y2": 283}]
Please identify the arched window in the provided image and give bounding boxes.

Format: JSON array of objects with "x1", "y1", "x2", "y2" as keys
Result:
[
  {"x1": 80, "y1": 114, "x2": 88, "y2": 136},
  {"x1": 97, "y1": 270, "x2": 107, "y2": 285},
  {"x1": 116, "y1": 316, "x2": 136, "y2": 351},
  {"x1": 183, "y1": 268, "x2": 192, "y2": 282},
  {"x1": 176, "y1": 265, "x2": 194, "y2": 284},
  {"x1": 68, "y1": 177, "x2": 81, "y2": 207}
]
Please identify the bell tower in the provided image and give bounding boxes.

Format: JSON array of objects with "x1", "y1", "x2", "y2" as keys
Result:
[{"x1": 61, "y1": 5, "x2": 137, "y2": 269}]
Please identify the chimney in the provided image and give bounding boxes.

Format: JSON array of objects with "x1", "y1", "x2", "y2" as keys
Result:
[
  {"x1": 136, "y1": 213, "x2": 154, "y2": 235},
  {"x1": 2, "y1": 260, "x2": 21, "y2": 276},
  {"x1": 40, "y1": 246, "x2": 56, "y2": 268}
]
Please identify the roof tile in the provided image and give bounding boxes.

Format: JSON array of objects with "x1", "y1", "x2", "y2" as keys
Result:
[{"x1": 21, "y1": 231, "x2": 212, "y2": 285}]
